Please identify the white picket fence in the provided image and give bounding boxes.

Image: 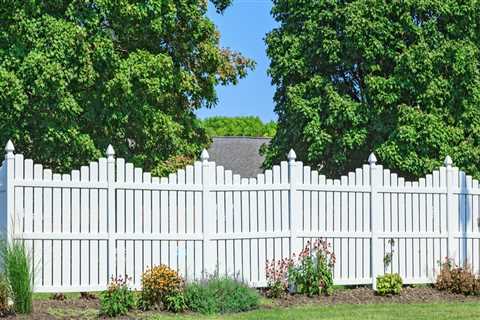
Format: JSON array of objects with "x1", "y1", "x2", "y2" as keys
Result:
[{"x1": 0, "y1": 140, "x2": 478, "y2": 292}]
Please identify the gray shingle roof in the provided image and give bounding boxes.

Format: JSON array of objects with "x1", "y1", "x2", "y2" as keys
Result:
[{"x1": 207, "y1": 136, "x2": 271, "y2": 178}]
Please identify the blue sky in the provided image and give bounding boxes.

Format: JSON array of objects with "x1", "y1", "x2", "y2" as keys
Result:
[{"x1": 196, "y1": 0, "x2": 277, "y2": 122}]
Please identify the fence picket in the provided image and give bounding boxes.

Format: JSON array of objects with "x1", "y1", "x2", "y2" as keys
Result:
[
  {"x1": 151, "y1": 176, "x2": 160, "y2": 268},
  {"x1": 186, "y1": 165, "x2": 195, "y2": 281},
  {"x1": 106, "y1": 148, "x2": 114, "y2": 284}
]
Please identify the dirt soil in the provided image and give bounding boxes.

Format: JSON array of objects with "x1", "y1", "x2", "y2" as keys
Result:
[
  {"x1": 8, "y1": 286, "x2": 480, "y2": 319},
  {"x1": 267, "y1": 286, "x2": 480, "y2": 308}
]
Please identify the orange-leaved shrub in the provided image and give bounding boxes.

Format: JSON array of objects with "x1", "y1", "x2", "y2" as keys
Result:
[
  {"x1": 435, "y1": 257, "x2": 480, "y2": 295},
  {"x1": 139, "y1": 264, "x2": 184, "y2": 310}
]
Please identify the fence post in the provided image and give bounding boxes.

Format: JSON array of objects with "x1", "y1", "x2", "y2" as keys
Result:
[
  {"x1": 106, "y1": 145, "x2": 116, "y2": 282},
  {"x1": 369, "y1": 153, "x2": 382, "y2": 290},
  {"x1": 201, "y1": 149, "x2": 216, "y2": 277},
  {"x1": 4, "y1": 140, "x2": 14, "y2": 244},
  {"x1": 288, "y1": 149, "x2": 302, "y2": 255},
  {"x1": 445, "y1": 155, "x2": 456, "y2": 260}
]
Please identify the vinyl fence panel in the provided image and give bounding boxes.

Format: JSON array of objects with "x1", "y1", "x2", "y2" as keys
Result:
[{"x1": 0, "y1": 140, "x2": 478, "y2": 292}]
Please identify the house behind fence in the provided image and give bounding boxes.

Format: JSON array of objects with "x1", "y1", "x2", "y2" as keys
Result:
[{"x1": 0, "y1": 140, "x2": 478, "y2": 292}]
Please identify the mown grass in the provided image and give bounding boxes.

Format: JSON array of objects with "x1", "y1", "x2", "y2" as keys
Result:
[{"x1": 144, "y1": 302, "x2": 480, "y2": 320}]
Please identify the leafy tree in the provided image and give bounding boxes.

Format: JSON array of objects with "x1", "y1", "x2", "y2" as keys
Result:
[
  {"x1": 0, "y1": 0, "x2": 253, "y2": 176},
  {"x1": 265, "y1": 0, "x2": 480, "y2": 179},
  {"x1": 201, "y1": 116, "x2": 276, "y2": 137}
]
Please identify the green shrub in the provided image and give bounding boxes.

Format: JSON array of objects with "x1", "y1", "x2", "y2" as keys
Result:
[
  {"x1": 435, "y1": 258, "x2": 480, "y2": 295},
  {"x1": 288, "y1": 239, "x2": 336, "y2": 296},
  {"x1": 0, "y1": 274, "x2": 13, "y2": 316},
  {"x1": 185, "y1": 276, "x2": 259, "y2": 314},
  {"x1": 100, "y1": 276, "x2": 135, "y2": 317},
  {"x1": 164, "y1": 291, "x2": 186, "y2": 313},
  {"x1": 184, "y1": 281, "x2": 218, "y2": 314},
  {"x1": 139, "y1": 264, "x2": 183, "y2": 310},
  {"x1": 2, "y1": 241, "x2": 33, "y2": 314},
  {"x1": 376, "y1": 273, "x2": 403, "y2": 296}
]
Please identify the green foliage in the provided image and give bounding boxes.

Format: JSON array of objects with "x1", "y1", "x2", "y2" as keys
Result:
[
  {"x1": 0, "y1": 274, "x2": 13, "y2": 316},
  {"x1": 184, "y1": 276, "x2": 259, "y2": 314},
  {"x1": 151, "y1": 154, "x2": 195, "y2": 179},
  {"x1": 99, "y1": 276, "x2": 135, "y2": 317},
  {"x1": 376, "y1": 274, "x2": 403, "y2": 296},
  {"x1": 265, "y1": 0, "x2": 480, "y2": 179},
  {"x1": 383, "y1": 238, "x2": 395, "y2": 273},
  {"x1": 201, "y1": 116, "x2": 276, "y2": 137},
  {"x1": 164, "y1": 291, "x2": 187, "y2": 313},
  {"x1": 2, "y1": 241, "x2": 33, "y2": 314},
  {"x1": 184, "y1": 281, "x2": 218, "y2": 314},
  {"x1": 267, "y1": 280, "x2": 286, "y2": 299},
  {"x1": 288, "y1": 239, "x2": 335, "y2": 297},
  {"x1": 0, "y1": 1, "x2": 253, "y2": 175}
]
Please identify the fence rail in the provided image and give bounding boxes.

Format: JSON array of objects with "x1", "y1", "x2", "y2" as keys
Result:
[{"x1": 0, "y1": 140, "x2": 478, "y2": 292}]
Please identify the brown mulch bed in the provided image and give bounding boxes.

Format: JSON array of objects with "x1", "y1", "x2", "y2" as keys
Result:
[
  {"x1": 267, "y1": 286, "x2": 480, "y2": 308},
  {"x1": 11, "y1": 298, "x2": 100, "y2": 320},
  {"x1": 12, "y1": 297, "x2": 182, "y2": 320},
  {"x1": 8, "y1": 287, "x2": 480, "y2": 319}
]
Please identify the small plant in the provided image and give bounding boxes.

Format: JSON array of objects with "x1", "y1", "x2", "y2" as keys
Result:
[
  {"x1": 139, "y1": 264, "x2": 183, "y2": 310},
  {"x1": 376, "y1": 273, "x2": 403, "y2": 296},
  {"x1": 265, "y1": 258, "x2": 292, "y2": 298},
  {"x1": 164, "y1": 291, "x2": 186, "y2": 313},
  {"x1": 288, "y1": 239, "x2": 336, "y2": 296},
  {"x1": 383, "y1": 238, "x2": 395, "y2": 273},
  {"x1": 184, "y1": 276, "x2": 259, "y2": 314},
  {"x1": 80, "y1": 292, "x2": 97, "y2": 300},
  {"x1": 50, "y1": 293, "x2": 66, "y2": 301},
  {"x1": 435, "y1": 257, "x2": 480, "y2": 295},
  {"x1": 0, "y1": 274, "x2": 13, "y2": 316},
  {"x1": 2, "y1": 240, "x2": 33, "y2": 314},
  {"x1": 99, "y1": 276, "x2": 135, "y2": 317}
]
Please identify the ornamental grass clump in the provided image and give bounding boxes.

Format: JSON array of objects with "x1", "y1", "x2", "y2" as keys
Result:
[
  {"x1": 139, "y1": 264, "x2": 184, "y2": 311},
  {"x1": 2, "y1": 241, "x2": 33, "y2": 314},
  {"x1": 184, "y1": 275, "x2": 259, "y2": 314}
]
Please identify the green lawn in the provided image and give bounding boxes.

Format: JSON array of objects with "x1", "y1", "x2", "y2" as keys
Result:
[{"x1": 145, "y1": 302, "x2": 480, "y2": 320}]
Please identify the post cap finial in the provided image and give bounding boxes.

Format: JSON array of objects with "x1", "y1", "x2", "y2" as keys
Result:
[
  {"x1": 200, "y1": 149, "x2": 209, "y2": 162},
  {"x1": 5, "y1": 140, "x2": 14, "y2": 155},
  {"x1": 368, "y1": 152, "x2": 377, "y2": 166},
  {"x1": 444, "y1": 155, "x2": 453, "y2": 168},
  {"x1": 287, "y1": 149, "x2": 296, "y2": 162},
  {"x1": 106, "y1": 144, "x2": 115, "y2": 159}
]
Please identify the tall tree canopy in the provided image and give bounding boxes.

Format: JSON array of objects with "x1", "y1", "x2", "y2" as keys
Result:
[
  {"x1": 0, "y1": 0, "x2": 253, "y2": 175},
  {"x1": 201, "y1": 116, "x2": 276, "y2": 137},
  {"x1": 265, "y1": 0, "x2": 480, "y2": 179}
]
